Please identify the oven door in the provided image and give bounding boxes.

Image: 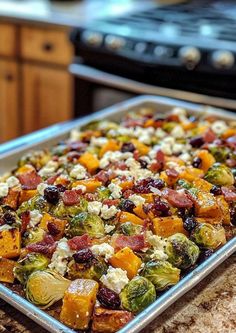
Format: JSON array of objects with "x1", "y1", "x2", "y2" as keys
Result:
[{"x1": 70, "y1": 63, "x2": 236, "y2": 115}]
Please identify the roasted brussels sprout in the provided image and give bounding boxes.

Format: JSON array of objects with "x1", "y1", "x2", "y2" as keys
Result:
[
  {"x1": 140, "y1": 260, "x2": 180, "y2": 291},
  {"x1": 120, "y1": 222, "x2": 143, "y2": 236},
  {"x1": 66, "y1": 212, "x2": 105, "y2": 238},
  {"x1": 204, "y1": 163, "x2": 234, "y2": 186},
  {"x1": 191, "y1": 223, "x2": 226, "y2": 249},
  {"x1": 17, "y1": 195, "x2": 51, "y2": 215},
  {"x1": 177, "y1": 179, "x2": 198, "y2": 197},
  {"x1": 14, "y1": 253, "x2": 49, "y2": 284},
  {"x1": 67, "y1": 258, "x2": 107, "y2": 281},
  {"x1": 97, "y1": 186, "x2": 111, "y2": 200},
  {"x1": 52, "y1": 198, "x2": 88, "y2": 218},
  {"x1": 209, "y1": 146, "x2": 230, "y2": 163},
  {"x1": 18, "y1": 151, "x2": 51, "y2": 170},
  {"x1": 22, "y1": 227, "x2": 46, "y2": 246},
  {"x1": 165, "y1": 233, "x2": 200, "y2": 270},
  {"x1": 120, "y1": 276, "x2": 156, "y2": 313},
  {"x1": 26, "y1": 269, "x2": 71, "y2": 309}
]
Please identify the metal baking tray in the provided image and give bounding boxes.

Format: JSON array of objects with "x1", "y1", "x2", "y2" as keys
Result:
[{"x1": 0, "y1": 95, "x2": 236, "y2": 333}]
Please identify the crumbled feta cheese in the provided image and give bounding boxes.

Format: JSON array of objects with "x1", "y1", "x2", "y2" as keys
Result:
[
  {"x1": 146, "y1": 231, "x2": 167, "y2": 261},
  {"x1": 91, "y1": 243, "x2": 114, "y2": 261},
  {"x1": 101, "y1": 205, "x2": 118, "y2": 219},
  {"x1": 125, "y1": 157, "x2": 153, "y2": 180},
  {"x1": 6, "y1": 176, "x2": 20, "y2": 188},
  {"x1": 0, "y1": 183, "x2": 9, "y2": 198},
  {"x1": 155, "y1": 128, "x2": 166, "y2": 139},
  {"x1": 172, "y1": 143, "x2": 185, "y2": 154},
  {"x1": 171, "y1": 125, "x2": 185, "y2": 138},
  {"x1": 179, "y1": 152, "x2": 191, "y2": 162},
  {"x1": 37, "y1": 183, "x2": 48, "y2": 196},
  {"x1": 100, "y1": 267, "x2": 129, "y2": 294},
  {"x1": 70, "y1": 129, "x2": 81, "y2": 141},
  {"x1": 211, "y1": 120, "x2": 228, "y2": 135},
  {"x1": 0, "y1": 224, "x2": 13, "y2": 231},
  {"x1": 91, "y1": 137, "x2": 108, "y2": 147},
  {"x1": 48, "y1": 238, "x2": 74, "y2": 276},
  {"x1": 108, "y1": 183, "x2": 122, "y2": 199},
  {"x1": 172, "y1": 107, "x2": 188, "y2": 122},
  {"x1": 70, "y1": 164, "x2": 87, "y2": 180},
  {"x1": 39, "y1": 161, "x2": 59, "y2": 177},
  {"x1": 99, "y1": 151, "x2": 132, "y2": 169},
  {"x1": 129, "y1": 194, "x2": 145, "y2": 206},
  {"x1": 104, "y1": 224, "x2": 116, "y2": 234},
  {"x1": 74, "y1": 184, "x2": 87, "y2": 193},
  {"x1": 87, "y1": 201, "x2": 103, "y2": 215},
  {"x1": 29, "y1": 210, "x2": 42, "y2": 228}
]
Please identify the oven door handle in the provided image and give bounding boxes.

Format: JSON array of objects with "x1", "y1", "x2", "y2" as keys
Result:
[{"x1": 69, "y1": 63, "x2": 236, "y2": 110}]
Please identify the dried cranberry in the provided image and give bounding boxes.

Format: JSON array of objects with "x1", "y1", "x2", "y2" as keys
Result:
[
  {"x1": 198, "y1": 249, "x2": 214, "y2": 263},
  {"x1": 183, "y1": 217, "x2": 197, "y2": 232},
  {"x1": 120, "y1": 199, "x2": 136, "y2": 213},
  {"x1": 153, "y1": 198, "x2": 170, "y2": 214},
  {"x1": 47, "y1": 222, "x2": 61, "y2": 236},
  {"x1": 56, "y1": 184, "x2": 67, "y2": 192},
  {"x1": 139, "y1": 158, "x2": 148, "y2": 169},
  {"x1": 121, "y1": 142, "x2": 135, "y2": 153},
  {"x1": 44, "y1": 185, "x2": 60, "y2": 204},
  {"x1": 133, "y1": 177, "x2": 164, "y2": 194},
  {"x1": 73, "y1": 248, "x2": 94, "y2": 263},
  {"x1": 189, "y1": 136, "x2": 204, "y2": 148},
  {"x1": 3, "y1": 212, "x2": 16, "y2": 225},
  {"x1": 97, "y1": 287, "x2": 121, "y2": 309},
  {"x1": 192, "y1": 157, "x2": 202, "y2": 168},
  {"x1": 210, "y1": 185, "x2": 222, "y2": 196}
]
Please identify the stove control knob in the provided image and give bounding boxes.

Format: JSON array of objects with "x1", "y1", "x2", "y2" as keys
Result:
[
  {"x1": 81, "y1": 31, "x2": 103, "y2": 47},
  {"x1": 178, "y1": 46, "x2": 201, "y2": 69},
  {"x1": 211, "y1": 50, "x2": 235, "y2": 69},
  {"x1": 105, "y1": 35, "x2": 126, "y2": 51}
]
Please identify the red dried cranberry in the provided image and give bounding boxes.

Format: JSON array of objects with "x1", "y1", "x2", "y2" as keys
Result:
[
  {"x1": 44, "y1": 186, "x2": 60, "y2": 204},
  {"x1": 183, "y1": 217, "x2": 197, "y2": 232},
  {"x1": 192, "y1": 157, "x2": 202, "y2": 168},
  {"x1": 121, "y1": 142, "x2": 135, "y2": 153},
  {"x1": 97, "y1": 286, "x2": 121, "y2": 309},
  {"x1": 198, "y1": 249, "x2": 214, "y2": 263},
  {"x1": 153, "y1": 199, "x2": 170, "y2": 215},
  {"x1": 3, "y1": 212, "x2": 16, "y2": 225},
  {"x1": 120, "y1": 199, "x2": 136, "y2": 213},
  {"x1": 73, "y1": 248, "x2": 94, "y2": 263},
  {"x1": 133, "y1": 177, "x2": 165, "y2": 194},
  {"x1": 47, "y1": 222, "x2": 61, "y2": 236},
  {"x1": 210, "y1": 185, "x2": 222, "y2": 196},
  {"x1": 139, "y1": 159, "x2": 148, "y2": 169},
  {"x1": 189, "y1": 136, "x2": 204, "y2": 148},
  {"x1": 56, "y1": 184, "x2": 67, "y2": 192}
]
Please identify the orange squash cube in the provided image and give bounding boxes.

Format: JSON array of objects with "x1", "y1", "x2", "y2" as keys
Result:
[
  {"x1": 39, "y1": 213, "x2": 67, "y2": 240},
  {"x1": 194, "y1": 192, "x2": 222, "y2": 218},
  {"x1": 79, "y1": 152, "x2": 100, "y2": 174},
  {"x1": 16, "y1": 164, "x2": 35, "y2": 175},
  {"x1": 60, "y1": 279, "x2": 98, "y2": 330},
  {"x1": 131, "y1": 139, "x2": 150, "y2": 156},
  {"x1": 119, "y1": 211, "x2": 144, "y2": 226},
  {"x1": 133, "y1": 205, "x2": 148, "y2": 219},
  {"x1": 99, "y1": 140, "x2": 120, "y2": 157},
  {"x1": 196, "y1": 150, "x2": 216, "y2": 172},
  {"x1": 2, "y1": 188, "x2": 20, "y2": 209},
  {"x1": 109, "y1": 247, "x2": 142, "y2": 279},
  {"x1": 0, "y1": 258, "x2": 16, "y2": 283},
  {"x1": 0, "y1": 229, "x2": 21, "y2": 258},
  {"x1": 72, "y1": 179, "x2": 102, "y2": 192},
  {"x1": 19, "y1": 189, "x2": 37, "y2": 204},
  {"x1": 152, "y1": 216, "x2": 188, "y2": 238}
]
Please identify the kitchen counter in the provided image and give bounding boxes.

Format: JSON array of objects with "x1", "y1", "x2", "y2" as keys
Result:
[{"x1": 0, "y1": 255, "x2": 235, "y2": 333}]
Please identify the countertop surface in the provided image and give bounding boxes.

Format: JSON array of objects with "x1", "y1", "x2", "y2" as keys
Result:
[{"x1": 0, "y1": 255, "x2": 235, "y2": 333}]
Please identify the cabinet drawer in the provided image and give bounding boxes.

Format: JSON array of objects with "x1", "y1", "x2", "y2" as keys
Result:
[
  {"x1": 0, "y1": 23, "x2": 17, "y2": 57},
  {"x1": 20, "y1": 26, "x2": 73, "y2": 65}
]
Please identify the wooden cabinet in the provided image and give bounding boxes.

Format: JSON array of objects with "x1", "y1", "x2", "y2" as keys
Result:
[
  {"x1": 0, "y1": 23, "x2": 17, "y2": 57},
  {"x1": 22, "y1": 64, "x2": 73, "y2": 134},
  {"x1": 0, "y1": 60, "x2": 19, "y2": 142}
]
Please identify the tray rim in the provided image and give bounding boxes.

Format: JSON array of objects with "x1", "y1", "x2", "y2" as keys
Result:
[{"x1": 0, "y1": 95, "x2": 236, "y2": 333}]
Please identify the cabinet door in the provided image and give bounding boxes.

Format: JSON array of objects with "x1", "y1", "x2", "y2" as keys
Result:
[
  {"x1": 0, "y1": 60, "x2": 19, "y2": 142},
  {"x1": 22, "y1": 63, "x2": 73, "y2": 134}
]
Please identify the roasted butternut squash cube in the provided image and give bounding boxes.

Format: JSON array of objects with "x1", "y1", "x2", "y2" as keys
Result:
[
  {"x1": 140, "y1": 193, "x2": 154, "y2": 203},
  {"x1": 179, "y1": 167, "x2": 204, "y2": 182},
  {"x1": 196, "y1": 150, "x2": 216, "y2": 172},
  {"x1": 39, "y1": 213, "x2": 67, "y2": 240},
  {"x1": 60, "y1": 279, "x2": 98, "y2": 330},
  {"x1": 92, "y1": 307, "x2": 134, "y2": 333},
  {"x1": 119, "y1": 211, "x2": 144, "y2": 226},
  {"x1": 194, "y1": 192, "x2": 222, "y2": 218},
  {"x1": 0, "y1": 229, "x2": 21, "y2": 258},
  {"x1": 79, "y1": 152, "x2": 99, "y2": 174},
  {"x1": 133, "y1": 205, "x2": 148, "y2": 219},
  {"x1": 99, "y1": 140, "x2": 120, "y2": 157},
  {"x1": 109, "y1": 247, "x2": 141, "y2": 279},
  {"x1": 193, "y1": 178, "x2": 212, "y2": 192},
  {"x1": 153, "y1": 216, "x2": 188, "y2": 238},
  {"x1": 72, "y1": 179, "x2": 102, "y2": 192},
  {"x1": 2, "y1": 188, "x2": 20, "y2": 209},
  {"x1": 131, "y1": 139, "x2": 150, "y2": 156},
  {"x1": 119, "y1": 180, "x2": 134, "y2": 191},
  {"x1": 16, "y1": 164, "x2": 35, "y2": 175},
  {"x1": 19, "y1": 189, "x2": 37, "y2": 204},
  {"x1": 216, "y1": 195, "x2": 230, "y2": 225},
  {"x1": 0, "y1": 258, "x2": 16, "y2": 283}
]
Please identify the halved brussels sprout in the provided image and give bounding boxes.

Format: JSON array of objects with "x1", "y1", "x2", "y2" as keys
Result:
[
  {"x1": 120, "y1": 276, "x2": 156, "y2": 313},
  {"x1": 17, "y1": 195, "x2": 51, "y2": 215},
  {"x1": 165, "y1": 233, "x2": 200, "y2": 270},
  {"x1": 51, "y1": 198, "x2": 88, "y2": 219},
  {"x1": 22, "y1": 227, "x2": 46, "y2": 247},
  {"x1": 191, "y1": 223, "x2": 226, "y2": 249},
  {"x1": 26, "y1": 269, "x2": 71, "y2": 309},
  {"x1": 14, "y1": 253, "x2": 49, "y2": 284},
  {"x1": 66, "y1": 212, "x2": 105, "y2": 238},
  {"x1": 140, "y1": 260, "x2": 180, "y2": 291},
  {"x1": 67, "y1": 258, "x2": 107, "y2": 281},
  {"x1": 204, "y1": 163, "x2": 234, "y2": 186},
  {"x1": 17, "y1": 151, "x2": 51, "y2": 170},
  {"x1": 209, "y1": 146, "x2": 230, "y2": 163},
  {"x1": 97, "y1": 186, "x2": 111, "y2": 201},
  {"x1": 120, "y1": 222, "x2": 143, "y2": 236}
]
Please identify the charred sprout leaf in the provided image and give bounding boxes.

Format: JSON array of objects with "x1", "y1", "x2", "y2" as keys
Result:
[
  {"x1": 26, "y1": 269, "x2": 71, "y2": 309},
  {"x1": 165, "y1": 233, "x2": 200, "y2": 270},
  {"x1": 67, "y1": 258, "x2": 107, "y2": 281},
  {"x1": 14, "y1": 253, "x2": 49, "y2": 284},
  {"x1": 191, "y1": 223, "x2": 226, "y2": 249},
  {"x1": 22, "y1": 227, "x2": 46, "y2": 247},
  {"x1": 66, "y1": 212, "x2": 105, "y2": 238},
  {"x1": 51, "y1": 198, "x2": 88, "y2": 219},
  {"x1": 120, "y1": 276, "x2": 156, "y2": 313},
  {"x1": 204, "y1": 163, "x2": 234, "y2": 186},
  {"x1": 209, "y1": 146, "x2": 230, "y2": 163},
  {"x1": 140, "y1": 260, "x2": 180, "y2": 291},
  {"x1": 120, "y1": 222, "x2": 143, "y2": 236},
  {"x1": 97, "y1": 186, "x2": 111, "y2": 200},
  {"x1": 17, "y1": 195, "x2": 51, "y2": 216}
]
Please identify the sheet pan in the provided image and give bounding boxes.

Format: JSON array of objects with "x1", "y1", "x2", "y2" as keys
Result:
[{"x1": 0, "y1": 95, "x2": 235, "y2": 333}]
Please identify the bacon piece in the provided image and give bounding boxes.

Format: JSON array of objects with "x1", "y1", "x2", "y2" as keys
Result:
[
  {"x1": 18, "y1": 170, "x2": 42, "y2": 190},
  {"x1": 26, "y1": 234, "x2": 56, "y2": 256},
  {"x1": 113, "y1": 234, "x2": 146, "y2": 251},
  {"x1": 203, "y1": 128, "x2": 216, "y2": 143},
  {"x1": 222, "y1": 186, "x2": 236, "y2": 202},
  {"x1": 47, "y1": 173, "x2": 60, "y2": 185},
  {"x1": 166, "y1": 168, "x2": 179, "y2": 178},
  {"x1": 162, "y1": 188, "x2": 193, "y2": 208},
  {"x1": 150, "y1": 150, "x2": 165, "y2": 172},
  {"x1": 103, "y1": 199, "x2": 120, "y2": 207},
  {"x1": 20, "y1": 211, "x2": 30, "y2": 234},
  {"x1": 62, "y1": 190, "x2": 80, "y2": 206},
  {"x1": 95, "y1": 170, "x2": 110, "y2": 185},
  {"x1": 68, "y1": 234, "x2": 91, "y2": 251}
]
